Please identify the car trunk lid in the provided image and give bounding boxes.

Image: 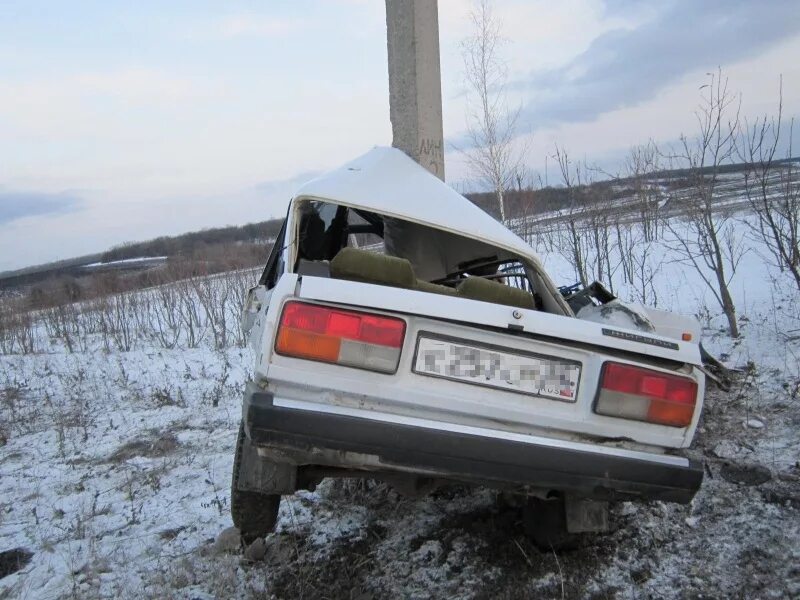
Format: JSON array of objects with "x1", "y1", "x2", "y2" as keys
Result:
[{"x1": 296, "y1": 275, "x2": 702, "y2": 367}]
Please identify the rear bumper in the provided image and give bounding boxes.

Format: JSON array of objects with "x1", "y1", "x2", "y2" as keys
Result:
[{"x1": 243, "y1": 386, "x2": 703, "y2": 503}]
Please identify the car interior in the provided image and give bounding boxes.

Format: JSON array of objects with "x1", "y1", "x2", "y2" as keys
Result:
[{"x1": 287, "y1": 199, "x2": 549, "y2": 312}]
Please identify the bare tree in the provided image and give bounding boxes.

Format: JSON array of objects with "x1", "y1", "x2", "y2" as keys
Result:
[
  {"x1": 614, "y1": 218, "x2": 663, "y2": 307},
  {"x1": 513, "y1": 172, "x2": 542, "y2": 246},
  {"x1": 586, "y1": 187, "x2": 616, "y2": 292},
  {"x1": 552, "y1": 146, "x2": 591, "y2": 286},
  {"x1": 625, "y1": 141, "x2": 664, "y2": 242},
  {"x1": 460, "y1": 0, "x2": 522, "y2": 222},
  {"x1": 609, "y1": 141, "x2": 666, "y2": 306},
  {"x1": 665, "y1": 70, "x2": 747, "y2": 337},
  {"x1": 738, "y1": 81, "x2": 800, "y2": 291}
]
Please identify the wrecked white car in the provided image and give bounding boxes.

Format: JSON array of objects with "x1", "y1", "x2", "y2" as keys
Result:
[{"x1": 232, "y1": 147, "x2": 705, "y2": 546}]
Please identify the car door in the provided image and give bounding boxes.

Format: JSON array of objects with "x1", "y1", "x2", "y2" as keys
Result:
[{"x1": 242, "y1": 219, "x2": 287, "y2": 349}]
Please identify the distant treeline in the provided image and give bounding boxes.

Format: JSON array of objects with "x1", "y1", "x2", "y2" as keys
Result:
[
  {"x1": 467, "y1": 156, "x2": 800, "y2": 220},
  {"x1": 1, "y1": 219, "x2": 285, "y2": 310},
  {"x1": 101, "y1": 219, "x2": 285, "y2": 263}
]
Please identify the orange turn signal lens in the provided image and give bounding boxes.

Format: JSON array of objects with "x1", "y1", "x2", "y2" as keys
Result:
[
  {"x1": 276, "y1": 328, "x2": 341, "y2": 363},
  {"x1": 647, "y1": 398, "x2": 696, "y2": 427}
]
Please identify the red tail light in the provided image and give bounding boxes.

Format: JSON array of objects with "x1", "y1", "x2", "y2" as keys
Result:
[
  {"x1": 275, "y1": 301, "x2": 405, "y2": 373},
  {"x1": 595, "y1": 362, "x2": 698, "y2": 427}
]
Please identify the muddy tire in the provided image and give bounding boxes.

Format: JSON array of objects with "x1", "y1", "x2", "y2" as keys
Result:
[
  {"x1": 523, "y1": 496, "x2": 579, "y2": 551},
  {"x1": 231, "y1": 423, "x2": 281, "y2": 544}
]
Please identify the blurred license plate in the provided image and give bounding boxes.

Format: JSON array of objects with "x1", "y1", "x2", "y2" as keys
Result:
[{"x1": 413, "y1": 336, "x2": 580, "y2": 401}]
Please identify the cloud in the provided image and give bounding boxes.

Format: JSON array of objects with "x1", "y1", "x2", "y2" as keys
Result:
[
  {"x1": 0, "y1": 191, "x2": 83, "y2": 225},
  {"x1": 510, "y1": 0, "x2": 800, "y2": 132},
  {"x1": 0, "y1": 166, "x2": 325, "y2": 271}
]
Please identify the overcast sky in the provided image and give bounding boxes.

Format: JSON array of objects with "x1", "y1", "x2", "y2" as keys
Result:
[{"x1": 2, "y1": 0, "x2": 800, "y2": 271}]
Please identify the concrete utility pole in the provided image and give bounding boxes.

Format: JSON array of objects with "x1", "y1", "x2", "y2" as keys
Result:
[{"x1": 385, "y1": 0, "x2": 445, "y2": 181}]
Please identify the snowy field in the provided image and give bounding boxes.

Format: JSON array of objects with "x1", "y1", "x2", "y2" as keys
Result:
[{"x1": 1, "y1": 215, "x2": 799, "y2": 599}]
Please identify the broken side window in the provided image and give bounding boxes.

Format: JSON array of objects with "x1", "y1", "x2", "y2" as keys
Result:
[{"x1": 259, "y1": 219, "x2": 287, "y2": 289}]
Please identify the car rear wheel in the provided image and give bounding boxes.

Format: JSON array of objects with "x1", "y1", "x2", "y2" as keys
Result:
[{"x1": 231, "y1": 423, "x2": 281, "y2": 544}]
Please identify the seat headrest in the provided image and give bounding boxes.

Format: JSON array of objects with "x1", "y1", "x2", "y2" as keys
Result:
[
  {"x1": 330, "y1": 247, "x2": 416, "y2": 289},
  {"x1": 457, "y1": 276, "x2": 535, "y2": 310}
]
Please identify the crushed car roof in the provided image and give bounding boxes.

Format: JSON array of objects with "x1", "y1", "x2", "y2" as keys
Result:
[{"x1": 291, "y1": 146, "x2": 542, "y2": 264}]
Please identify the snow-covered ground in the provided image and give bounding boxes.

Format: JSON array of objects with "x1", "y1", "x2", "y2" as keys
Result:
[{"x1": 1, "y1": 213, "x2": 799, "y2": 599}]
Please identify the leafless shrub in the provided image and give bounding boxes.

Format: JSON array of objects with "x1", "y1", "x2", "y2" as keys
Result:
[
  {"x1": 41, "y1": 391, "x2": 68, "y2": 457},
  {"x1": 149, "y1": 285, "x2": 183, "y2": 349},
  {"x1": 630, "y1": 241, "x2": 661, "y2": 308},
  {"x1": 606, "y1": 144, "x2": 668, "y2": 305},
  {"x1": 224, "y1": 270, "x2": 257, "y2": 348},
  {"x1": 201, "y1": 463, "x2": 228, "y2": 516},
  {"x1": 42, "y1": 304, "x2": 85, "y2": 353},
  {"x1": 98, "y1": 294, "x2": 136, "y2": 352},
  {"x1": 203, "y1": 351, "x2": 232, "y2": 407},
  {"x1": 37, "y1": 367, "x2": 96, "y2": 457},
  {"x1": 532, "y1": 223, "x2": 560, "y2": 256},
  {"x1": 0, "y1": 302, "x2": 15, "y2": 354},
  {"x1": 1, "y1": 379, "x2": 38, "y2": 436},
  {"x1": 176, "y1": 279, "x2": 206, "y2": 348},
  {"x1": 547, "y1": 149, "x2": 618, "y2": 289},
  {"x1": 150, "y1": 386, "x2": 186, "y2": 408},
  {"x1": 92, "y1": 298, "x2": 112, "y2": 352},
  {"x1": 0, "y1": 262, "x2": 256, "y2": 357},
  {"x1": 626, "y1": 141, "x2": 665, "y2": 242},
  {"x1": 515, "y1": 188, "x2": 542, "y2": 248},
  {"x1": 193, "y1": 276, "x2": 230, "y2": 350},
  {"x1": 80, "y1": 302, "x2": 105, "y2": 337},
  {"x1": 11, "y1": 312, "x2": 37, "y2": 354},
  {"x1": 121, "y1": 467, "x2": 145, "y2": 527}
]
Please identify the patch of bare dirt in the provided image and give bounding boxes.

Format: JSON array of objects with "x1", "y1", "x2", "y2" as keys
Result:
[{"x1": 106, "y1": 429, "x2": 179, "y2": 463}]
